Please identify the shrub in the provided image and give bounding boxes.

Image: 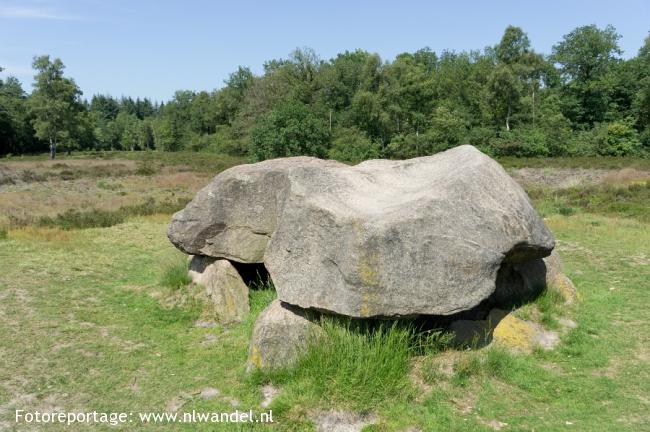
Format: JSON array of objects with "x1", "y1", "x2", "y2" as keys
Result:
[
  {"x1": 640, "y1": 129, "x2": 650, "y2": 152},
  {"x1": 203, "y1": 126, "x2": 249, "y2": 156},
  {"x1": 596, "y1": 119, "x2": 643, "y2": 156},
  {"x1": 38, "y1": 208, "x2": 125, "y2": 230},
  {"x1": 96, "y1": 180, "x2": 122, "y2": 191},
  {"x1": 490, "y1": 127, "x2": 550, "y2": 157},
  {"x1": 20, "y1": 170, "x2": 47, "y2": 183},
  {"x1": 566, "y1": 128, "x2": 599, "y2": 156},
  {"x1": 465, "y1": 126, "x2": 497, "y2": 154},
  {"x1": 0, "y1": 226, "x2": 7, "y2": 240},
  {"x1": 135, "y1": 159, "x2": 157, "y2": 175}
]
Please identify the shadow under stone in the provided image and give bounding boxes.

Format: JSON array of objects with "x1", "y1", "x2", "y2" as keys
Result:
[{"x1": 230, "y1": 261, "x2": 270, "y2": 288}]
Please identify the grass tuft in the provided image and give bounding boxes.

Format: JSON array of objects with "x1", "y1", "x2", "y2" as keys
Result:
[
  {"x1": 452, "y1": 347, "x2": 518, "y2": 386},
  {"x1": 535, "y1": 288, "x2": 565, "y2": 329},
  {"x1": 452, "y1": 354, "x2": 484, "y2": 386},
  {"x1": 296, "y1": 320, "x2": 413, "y2": 408},
  {"x1": 160, "y1": 260, "x2": 191, "y2": 290},
  {"x1": 263, "y1": 319, "x2": 452, "y2": 410}
]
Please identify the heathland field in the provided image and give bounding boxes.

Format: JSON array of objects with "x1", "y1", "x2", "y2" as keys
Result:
[{"x1": 0, "y1": 152, "x2": 649, "y2": 431}]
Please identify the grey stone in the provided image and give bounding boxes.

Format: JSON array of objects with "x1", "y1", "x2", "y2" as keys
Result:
[
  {"x1": 199, "y1": 387, "x2": 220, "y2": 400},
  {"x1": 260, "y1": 384, "x2": 279, "y2": 408},
  {"x1": 247, "y1": 300, "x2": 321, "y2": 371},
  {"x1": 188, "y1": 256, "x2": 249, "y2": 324},
  {"x1": 542, "y1": 249, "x2": 577, "y2": 304},
  {"x1": 168, "y1": 158, "x2": 345, "y2": 263},
  {"x1": 266, "y1": 145, "x2": 554, "y2": 317},
  {"x1": 313, "y1": 410, "x2": 376, "y2": 432},
  {"x1": 171, "y1": 145, "x2": 554, "y2": 318}
]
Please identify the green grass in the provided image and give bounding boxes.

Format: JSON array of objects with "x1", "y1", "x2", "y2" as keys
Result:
[
  {"x1": 0, "y1": 212, "x2": 648, "y2": 430},
  {"x1": 160, "y1": 260, "x2": 192, "y2": 290},
  {"x1": 257, "y1": 320, "x2": 452, "y2": 411}
]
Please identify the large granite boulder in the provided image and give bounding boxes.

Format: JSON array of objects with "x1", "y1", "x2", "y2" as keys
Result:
[{"x1": 170, "y1": 145, "x2": 555, "y2": 318}]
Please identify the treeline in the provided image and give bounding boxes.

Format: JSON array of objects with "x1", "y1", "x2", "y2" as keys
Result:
[{"x1": 1, "y1": 24, "x2": 650, "y2": 161}]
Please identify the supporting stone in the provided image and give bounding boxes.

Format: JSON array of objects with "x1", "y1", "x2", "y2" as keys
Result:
[
  {"x1": 247, "y1": 300, "x2": 321, "y2": 371},
  {"x1": 188, "y1": 255, "x2": 249, "y2": 324}
]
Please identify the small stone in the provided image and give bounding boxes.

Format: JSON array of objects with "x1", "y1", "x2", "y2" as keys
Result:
[
  {"x1": 193, "y1": 320, "x2": 217, "y2": 328},
  {"x1": 542, "y1": 250, "x2": 578, "y2": 304},
  {"x1": 247, "y1": 300, "x2": 321, "y2": 371},
  {"x1": 558, "y1": 318, "x2": 577, "y2": 329},
  {"x1": 260, "y1": 384, "x2": 279, "y2": 408},
  {"x1": 313, "y1": 410, "x2": 376, "y2": 432},
  {"x1": 199, "y1": 387, "x2": 220, "y2": 400}
]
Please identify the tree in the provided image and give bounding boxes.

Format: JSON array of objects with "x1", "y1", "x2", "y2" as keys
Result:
[
  {"x1": 115, "y1": 112, "x2": 139, "y2": 150},
  {"x1": 633, "y1": 35, "x2": 650, "y2": 131},
  {"x1": 250, "y1": 102, "x2": 330, "y2": 160},
  {"x1": 1, "y1": 75, "x2": 36, "y2": 155},
  {"x1": 486, "y1": 65, "x2": 523, "y2": 131},
  {"x1": 496, "y1": 26, "x2": 531, "y2": 65},
  {"x1": 485, "y1": 26, "x2": 548, "y2": 131},
  {"x1": 90, "y1": 94, "x2": 120, "y2": 121},
  {"x1": 28, "y1": 56, "x2": 85, "y2": 159},
  {"x1": 551, "y1": 25, "x2": 622, "y2": 126}
]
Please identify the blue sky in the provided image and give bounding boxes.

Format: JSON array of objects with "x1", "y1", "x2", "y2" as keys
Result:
[{"x1": 1, "y1": 0, "x2": 648, "y2": 102}]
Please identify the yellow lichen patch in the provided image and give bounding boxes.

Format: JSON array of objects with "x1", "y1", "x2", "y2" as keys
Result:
[
  {"x1": 550, "y1": 274, "x2": 578, "y2": 304},
  {"x1": 358, "y1": 250, "x2": 380, "y2": 286},
  {"x1": 249, "y1": 345, "x2": 263, "y2": 369},
  {"x1": 492, "y1": 314, "x2": 537, "y2": 352},
  {"x1": 359, "y1": 293, "x2": 372, "y2": 317}
]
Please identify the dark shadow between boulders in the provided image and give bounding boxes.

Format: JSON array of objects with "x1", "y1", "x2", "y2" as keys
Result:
[{"x1": 230, "y1": 261, "x2": 270, "y2": 288}]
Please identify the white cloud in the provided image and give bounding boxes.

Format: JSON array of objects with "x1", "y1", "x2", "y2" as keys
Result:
[{"x1": 0, "y1": 6, "x2": 83, "y2": 21}]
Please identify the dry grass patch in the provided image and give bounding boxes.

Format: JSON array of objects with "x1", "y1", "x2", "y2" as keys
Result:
[{"x1": 9, "y1": 226, "x2": 75, "y2": 243}]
